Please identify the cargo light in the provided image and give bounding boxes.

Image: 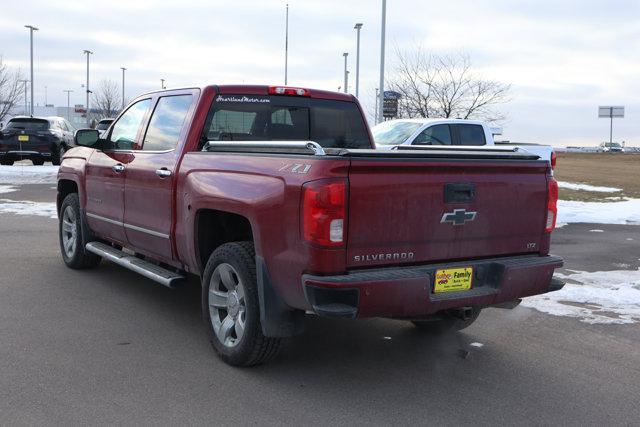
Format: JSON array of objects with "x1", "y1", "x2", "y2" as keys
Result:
[
  {"x1": 545, "y1": 178, "x2": 558, "y2": 233},
  {"x1": 269, "y1": 86, "x2": 310, "y2": 97},
  {"x1": 302, "y1": 179, "x2": 347, "y2": 247}
]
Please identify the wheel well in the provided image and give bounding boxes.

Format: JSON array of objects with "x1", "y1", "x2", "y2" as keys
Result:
[
  {"x1": 196, "y1": 209, "x2": 254, "y2": 271},
  {"x1": 57, "y1": 180, "x2": 78, "y2": 213}
]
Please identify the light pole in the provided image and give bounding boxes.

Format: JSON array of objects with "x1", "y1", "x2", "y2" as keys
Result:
[
  {"x1": 18, "y1": 79, "x2": 29, "y2": 115},
  {"x1": 44, "y1": 85, "x2": 47, "y2": 105},
  {"x1": 120, "y1": 67, "x2": 126, "y2": 110},
  {"x1": 63, "y1": 90, "x2": 73, "y2": 121},
  {"x1": 374, "y1": 88, "x2": 379, "y2": 123},
  {"x1": 284, "y1": 3, "x2": 289, "y2": 85},
  {"x1": 83, "y1": 50, "x2": 93, "y2": 123},
  {"x1": 343, "y1": 52, "x2": 349, "y2": 94},
  {"x1": 378, "y1": 0, "x2": 386, "y2": 124},
  {"x1": 25, "y1": 25, "x2": 38, "y2": 115},
  {"x1": 354, "y1": 23, "x2": 363, "y2": 98},
  {"x1": 161, "y1": 78, "x2": 166, "y2": 89}
]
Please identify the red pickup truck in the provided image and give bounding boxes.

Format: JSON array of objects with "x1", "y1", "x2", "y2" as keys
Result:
[{"x1": 57, "y1": 85, "x2": 563, "y2": 366}]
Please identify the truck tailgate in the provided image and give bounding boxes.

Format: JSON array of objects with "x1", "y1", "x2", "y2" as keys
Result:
[{"x1": 346, "y1": 156, "x2": 550, "y2": 269}]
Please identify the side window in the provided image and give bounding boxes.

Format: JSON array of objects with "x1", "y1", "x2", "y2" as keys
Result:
[
  {"x1": 457, "y1": 124, "x2": 486, "y2": 146},
  {"x1": 413, "y1": 124, "x2": 452, "y2": 145},
  {"x1": 142, "y1": 95, "x2": 193, "y2": 151},
  {"x1": 109, "y1": 99, "x2": 151, "y2": 150}
]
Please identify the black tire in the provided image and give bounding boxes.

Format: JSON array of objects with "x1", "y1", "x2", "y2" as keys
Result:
[
  {"x1": 52, "y1": 145, "x2": 66, "y2": 166},
  {"x1": 411, "y1": 308, "x2": 482, "y2": 334},
  {"x1": 59, "y1": 193, "x2": 101, "y2": 269},
  {"x1": 32, "y1": 159, "x2": 44, "y2": 166},
  {"x1": 1, "y1": 160, "x2": 14, "y2": 166},
  {"x1": 202, "y1": 242, "x2": 282, "y2": 367}
]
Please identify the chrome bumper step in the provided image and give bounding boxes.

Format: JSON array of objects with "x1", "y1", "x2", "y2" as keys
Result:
[{"x1": 86, "y1": 242, "x2": 184, "y2": 288}]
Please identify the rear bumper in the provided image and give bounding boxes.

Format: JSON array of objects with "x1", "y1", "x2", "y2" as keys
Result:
[
  {"x1": 0, "y1": 150, "x2": 52, "y2": 160},
  {"x1": 303, "y1": 254, "x2": 563, "y2": 318}
]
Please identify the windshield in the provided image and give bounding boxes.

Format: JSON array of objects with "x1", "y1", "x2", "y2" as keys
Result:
[
  {"x1": 6, "y1": 118, "x2": 49, "y2": 131},
  {"x1": 202, "y1": 95, "x2": 371, "y2": 149},
  {"x1": 372, "y1": 121, "x2": 422, "y2": 146},
  {"x1": 605, "y1": 143, "x2": 621, "y2": 148}
]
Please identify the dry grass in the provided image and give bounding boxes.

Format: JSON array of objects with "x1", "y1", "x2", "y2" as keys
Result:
[{"x1": 554, "y1": 153, "x2": 640, "y2": 201}]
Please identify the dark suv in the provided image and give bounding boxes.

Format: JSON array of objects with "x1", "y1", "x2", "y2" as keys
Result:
[{"x1": 0, "y1": 116, "x2": 75, "y2": 165}]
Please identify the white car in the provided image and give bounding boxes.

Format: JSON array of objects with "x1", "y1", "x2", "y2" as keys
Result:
[
  {"x1": 372, "y1": 118, "x2": 555, "y2": 166},
  {"x1": 598, "y1": 142, "x2": 624, "y2": 153}
]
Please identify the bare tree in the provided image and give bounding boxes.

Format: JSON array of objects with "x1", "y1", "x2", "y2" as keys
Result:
[
  {"x1": 91, "y1": 79, "x2": 121, "y2": 120},
  {"x1": 0, "y1": 57, "x2": 25, "y2": 124},
  {"x1": 386, "y1": 48, "x2": 510, "y2": 122}
]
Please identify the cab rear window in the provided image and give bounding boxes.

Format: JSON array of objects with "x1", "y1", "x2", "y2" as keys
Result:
[
  {"x1": 202, "y1": 95, "x2": 371, "y2": 149},
  {"x1": 6, "y1": 118, "x2": 49, "y2": 131}
]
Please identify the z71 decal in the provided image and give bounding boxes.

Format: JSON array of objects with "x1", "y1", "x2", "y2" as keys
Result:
[{"x1": 279, "y1": 163, "x2": 312, "y2": 174}]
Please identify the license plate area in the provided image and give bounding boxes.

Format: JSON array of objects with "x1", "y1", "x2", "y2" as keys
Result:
[
  {"x1": 18, "y1": 135, "x2": 29, "y2": 142},
  {"x1": 434, "y1": 267, "x2": 473, "y2": 293}
]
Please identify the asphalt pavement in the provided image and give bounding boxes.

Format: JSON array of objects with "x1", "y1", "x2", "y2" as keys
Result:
[{"x1": 1, "y1": 184, "x2": 639, "y2": 425}]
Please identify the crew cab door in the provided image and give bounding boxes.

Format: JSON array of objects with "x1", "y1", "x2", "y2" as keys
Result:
[
  {"x1": 85, "y1": 98, "x2": 152, "y2": 244},
  {"x1": 122, "y1": 93, "x2": 195, "y2": 261}
]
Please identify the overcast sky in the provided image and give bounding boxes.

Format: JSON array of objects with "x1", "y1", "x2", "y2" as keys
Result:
[{"x1": 1, "y1": 0, "x2": 638, "y2": 146}]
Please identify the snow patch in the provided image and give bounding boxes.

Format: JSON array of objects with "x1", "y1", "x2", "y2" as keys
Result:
[
  {"x1": 0, "y1": 199, "x2": 57, "y2": 218},
  {"x1": 0, "y1": 165, "x2": 59, "y2": 184},
  {"x1": 557, "y1": 198, "x2": 640, "y2": 226},
  {"x1": 557, "y1": 181, "x2": 622, "y2": 193},
  {"x1": 469, "y1": 342, "x2": 484, "y2": 348},
  {"x1": 589, "y1": 229, "x2": 604, "y2": 233},
  {"x1": 522, "y1": 268, "x2": 640, "y2": 324},
  {"x1": 0, "y1": 185, "x2": 17, "y2": 194}
]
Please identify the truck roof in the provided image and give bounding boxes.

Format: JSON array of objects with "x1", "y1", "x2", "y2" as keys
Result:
[
  {"x1": 139, "y1": 85, "x2": 356, "y2": 102},
  {"x1": 382, "y1": 118, "x2": 487, "y2": 126}
]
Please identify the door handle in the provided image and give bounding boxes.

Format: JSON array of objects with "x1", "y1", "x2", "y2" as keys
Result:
[
  {"x1": 112, "y1": 164, "x2": 125, "y2": 173},
  {"x1": 155, "y1": 168, "x2": 172, "y2": 178}
]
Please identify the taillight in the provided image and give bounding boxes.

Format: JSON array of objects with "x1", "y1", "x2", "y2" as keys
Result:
[
  {"x1": 545, "y1": 178, "x2": 558, "y2": 232},
  {"x1": 302, "y1": 179, "x2": 347, "y2": 247},
  {"x1": 551, "y1": 151, "x2": 557, "y2": 169},
  {"x1": 269, "y1": 86, "x2": 311, "y2": 97}
]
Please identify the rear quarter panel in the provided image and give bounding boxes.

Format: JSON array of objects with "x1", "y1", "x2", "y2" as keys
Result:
[{"x1": 175, "y1": 152, "x2": 350, "y2": 309}]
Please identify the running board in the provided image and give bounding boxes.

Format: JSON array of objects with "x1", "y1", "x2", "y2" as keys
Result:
[{"x1": 85, "y1": 242, "x2": 184, "y2": 288}]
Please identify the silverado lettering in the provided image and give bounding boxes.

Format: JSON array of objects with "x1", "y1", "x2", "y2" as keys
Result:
[
  {"x1": 56, "y1": 84, "x2": 564, "y2": 367},
  {"x1": 353, "y1": 252, "x2": 415, "y2": 262}
]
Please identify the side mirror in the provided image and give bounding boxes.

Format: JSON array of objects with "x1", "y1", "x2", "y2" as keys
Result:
[{"x1": 74, "y1": 129, "x2": 100, "y2": 147}]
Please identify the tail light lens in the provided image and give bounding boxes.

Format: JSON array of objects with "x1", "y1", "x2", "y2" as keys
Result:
[
  {"x1": 545, "y1": 178, "x2": 558, "y2": 232},
  {"x1": 302, "y1": 179, "x2": 347, "y2": 247},
  {"x1": 551, "y1": 151, "x2": 557, "y2": 169}
]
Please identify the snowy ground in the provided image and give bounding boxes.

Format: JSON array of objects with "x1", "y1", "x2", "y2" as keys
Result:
[
  {"x1": 557, "y1": 198, "x2": 640, "y2": 226},
  {"x1": 522, "y1": 268, "x2": 640, "y2": 324},
  {"x1": 557, "y1": 181, "x2": 622, "y2": 193},
  {"x1": 0, "y1": 165, "x2": 59, "y2": 184},
  {"x1": 0, "y1": 185, "x2": 17, "y2": 194},
  {"x1": 0, "y1": 199, "x2": 57, "y2": 219}
]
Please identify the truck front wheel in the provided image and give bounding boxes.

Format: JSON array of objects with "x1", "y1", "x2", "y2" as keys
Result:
[
  {"x1": 203, "y1": 242, "x2": 282, "y2": 366},
  {"x1": 411, "y1": 307, "x2": 482, "y2": 333}
]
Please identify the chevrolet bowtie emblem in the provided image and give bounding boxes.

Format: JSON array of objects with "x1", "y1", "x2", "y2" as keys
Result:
[{"x1": 441, "y1": 209, "x2": 477, "y2": 225}]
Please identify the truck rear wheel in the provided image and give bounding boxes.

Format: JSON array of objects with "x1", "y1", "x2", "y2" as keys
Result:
[
  {"x1": 203, "y1": 242, "x2": 282, "y2": 367},
  {"x1": 1, "y1": 160, "x2": 14, "y2": 166},
  {"x1": 59, "y1": 193, "x2": 101, "y2": 269},
  {"x1": 411, "y1": 308, "x2": 482, "y2": 333}
]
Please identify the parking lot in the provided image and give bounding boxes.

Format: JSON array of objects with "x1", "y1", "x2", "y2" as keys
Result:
[{"x1": 1, "y1": 178, "x2": 639, "y2": 425}]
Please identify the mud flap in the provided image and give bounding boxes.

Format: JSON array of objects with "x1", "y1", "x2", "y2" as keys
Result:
[{"x1": 256, "y1": 256, "x2": 305, "y2": 337}]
